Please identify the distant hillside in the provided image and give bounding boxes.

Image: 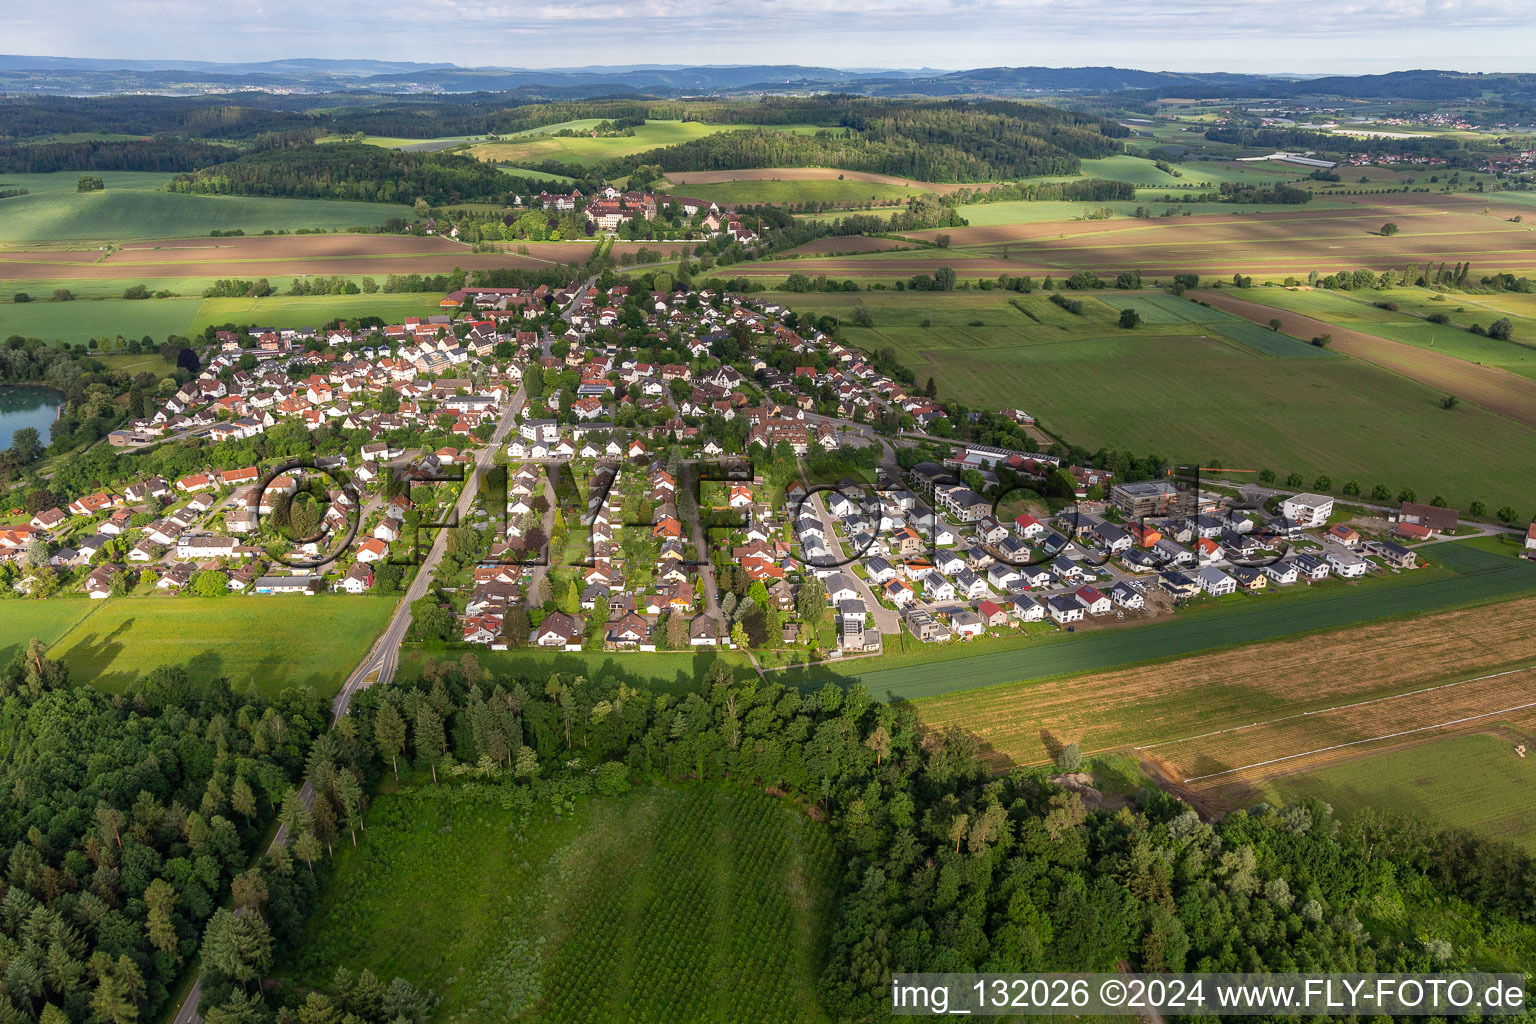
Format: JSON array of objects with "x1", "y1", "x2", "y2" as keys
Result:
[{"x1": 5, "y1": 56, "x2": 1536, "y2": 105}]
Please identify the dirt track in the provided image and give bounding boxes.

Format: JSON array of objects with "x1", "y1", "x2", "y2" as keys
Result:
[{"x1": 1194, "y1": 289, "x2": 1536, "y2": 428}]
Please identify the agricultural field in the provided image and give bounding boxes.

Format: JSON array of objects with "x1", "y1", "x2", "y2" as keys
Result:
[
  {"x1": 747, "y1": 194, "x2": 1536, "y2": 279},
  {"x1": 777, "y1": 288, "x2": 1536, "y2": 512},
  {"x1": 1197, "y1": 285, "x2": 1536, "y2": 380},
  {"x1": 1235, "y1": 730, "x2": 1536, "y2": 852},
  {"x1": 911, "y1": 591, "x2": 1536, "y2": 769},
  {"x1": 788, "y1": 545, "x2": 1536, "y2": 702},
  {"x1": 286, "y1": 783, "x2": 838, "y2": 1024},
  {"x1": 1195, "y1": 289, "x2": 1536, "y2": 429},
  {"x1": 192, "y1": 291, "x2": 444, "y2": 331},
  {"x1": 0, "y1": 231, "x2": 596, "y2": 285},
  {"x1": 1, "y1": 295, "x2": 206, "y2": 342},
  {"x1": 0, "y1": 291, "x2": 446, "y2": 342},
  {"x1": 45, "y1": 595, "x2": 397, "y2": 697},
  {"x1": 467, "y1": 120, "x2": 821, "y2": 169},
  {"x1": 1150, "y1": 665, "x2": 1536, "y2": 789},
  {"x1": 663, "y1": 166, "x2": 976, "y2": 193},
  {"x1": 0, "y1": 171, "x2": 413, "y2": 244}
]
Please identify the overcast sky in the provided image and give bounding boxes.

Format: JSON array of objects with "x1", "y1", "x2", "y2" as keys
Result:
[{"x1": 8, "y1": 0, "x2": 1536, "y2": 74}]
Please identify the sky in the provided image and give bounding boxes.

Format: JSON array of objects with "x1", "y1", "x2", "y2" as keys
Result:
[{"x1": 6, "y1": 0, "x2": 1536, "y2": 74}]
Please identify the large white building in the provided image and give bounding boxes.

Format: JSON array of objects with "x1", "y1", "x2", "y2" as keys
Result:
[{"x1": 1281, "y1": 492, "x2": 1335, "y2": 528}]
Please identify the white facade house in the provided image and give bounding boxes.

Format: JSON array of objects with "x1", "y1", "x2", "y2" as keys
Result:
[
  {"x1": 1195, "y1": 566, "x2": 1237, "y2": 596},
  {"x1": 1281, "y1": 492, "x2": 1334, "y2": 528}
]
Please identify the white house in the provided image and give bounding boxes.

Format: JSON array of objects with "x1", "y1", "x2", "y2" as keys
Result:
[
  {"x1": 1109, "y1": 582, "x2": 1144, "y2": 610},
  {"x1": 1324, "y1": 546, "x2": 1369, "y2": 578},
  {"x1": 1263, "y1": 561, "x2": 1300, "y2": 585},
  {"x1": 1281, "y1": 492, "x2": 1335, "y2": 528},
  {"x1": 1195, "y1": 566, "x2": 1237, "y2": 596},
  {"x1": 1046, "y1": 595, "x2": 1084, "y2": 624}
]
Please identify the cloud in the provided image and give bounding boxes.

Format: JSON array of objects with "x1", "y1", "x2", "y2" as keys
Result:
[{"x1": 7, "y1": 0, "x2": 1536, "y2": 72}]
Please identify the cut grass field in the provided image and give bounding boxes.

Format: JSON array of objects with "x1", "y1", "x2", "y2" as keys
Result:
[
  {"x1": 0, "y1": 231, "x2": 607, "y2": 284},
  {"x1": 44, "y1": 595, "x2": 397, "y2": 697},
  {"x1": 468, "y1": 120, "x2": 820, "y2": 169},
  {"x1": 1153, "y1": 665, "x2": 1536, "y2": 788},
  {"x1": 751, "y1": 194, "x2": 1536, "y2": 278},
  {"x1": 912, "y1": 591, "x2": 1536, "y2": 769},
  {"x1": 0, "y1": 171, "x2": 413, "y2": 244},
  {"x1": 1236, "y1": 729, "x2": 1536, "y2": 852},
  {"x1": 285, "y1": 783, "x2": 837, "y2": 1024},
  {"x1": 775, "y1": 288, "x2": 1536, "y2": 513}
]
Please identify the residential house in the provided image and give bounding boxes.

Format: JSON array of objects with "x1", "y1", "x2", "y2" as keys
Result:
[
  {"x1": 1046, "y1": 595, "x2": 1085, "y2": 624},
  {"x1": 533, "y1": 611, "x2": 583, "y2": 647},
  {"x1": 1195, "y1": 566, "x2": 1237, "y2": 596},
  {"x1": 1280, "y1": 492, "x2": 1334, "y2": 527}
]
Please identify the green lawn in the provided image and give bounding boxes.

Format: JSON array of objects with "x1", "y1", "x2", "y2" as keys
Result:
[
  {"x1": 285, "y1": 783, "x2": 838, "y2": 1024},
  {"x1": 0, "y1": 598, "x2": 99, "y2": 667},
  {"x1": 781, "y1": 544, "x2": 1536, "y2": 700},
  {"x1": 1247, "y1": 730, "x2": 1536, "y2": 852},
  {"x1": 0, "y1": 171, "x2": 412, "y2": 244},
  {"x1": 46, "y1": 595, "x2": 396, "y2": 697}
]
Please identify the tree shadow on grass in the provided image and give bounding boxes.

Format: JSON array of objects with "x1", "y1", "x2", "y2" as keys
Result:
[{"x1": 51, "y1": 615, "x2": 139, "y2": 691}]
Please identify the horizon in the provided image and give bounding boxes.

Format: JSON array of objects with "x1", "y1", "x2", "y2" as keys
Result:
[
  {"x1": 7, "y1": 1, "x2": 1536, "y2": 77},
  {"x1": 6, "y1": 53, "x2": 1536, "y2": 80}
]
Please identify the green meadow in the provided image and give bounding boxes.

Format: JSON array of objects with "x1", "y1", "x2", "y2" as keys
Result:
[
  {"x1": 45, "y1": 595, "x2": 397, "y2": 697},
  {"x1": 0, "y1": 171, "x2": 412, "y2": 244},
  {"x1": 1, "y1": 291, "x2": 445, "y2": 342},
  {"x1": 1246, "y1": 730, "x2": 1536, "y2": 852},
  {"x1": 771, "y1": 288, "x2": 1536, "y2": 513}
]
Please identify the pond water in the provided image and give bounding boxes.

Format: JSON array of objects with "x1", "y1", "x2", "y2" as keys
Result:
[{"x1": 0, "y1": 385, "x2": 62, "y2": 451}]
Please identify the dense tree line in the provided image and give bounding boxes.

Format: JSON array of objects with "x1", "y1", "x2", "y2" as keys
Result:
[
  {"x1": 1205, "y1": 125, "x2": 1467, "y2": 161},
  {"x1": 1217, "y1": 181, "x2": 1314, "y2": 204},
  {"x1": 188, "y1": 658, "x2": 1536, "y2": 1024},
  {"x1": 0, "y1": 646, "x2": 326, "y2": 1024},
  {"x1": 0, "y1": 96, "x2": 313, "y2": 143},
  {"x1": 0, "y1": 140, "x2": 241, "y2": 174},
  {"x1": 168, "y1": 143, "x2": 537, "y2": 206},
  {"x1": 948, "y1": 177, "x2": 1137, "y2": 204}
]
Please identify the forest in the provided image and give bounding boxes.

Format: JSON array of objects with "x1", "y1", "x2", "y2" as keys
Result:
[
  {"x1": 0, "y1": 646, "x2": 328, "y2": 1024},
  {"x1": 520, "y1": 100, "x2": 1126, "y2": 184},
  {"x1": 0, "y1": 139, "x2": 242, "y2": 174},
  {"x1": 142, "y1": 652, "x2": 1536, "y2": 1023},
  {"x1": 167, "y1": 144, "x2": 535, "y2": 206},
  {"x1": 0, "y1": 635, "x2": 1526, "y2": 1023}
]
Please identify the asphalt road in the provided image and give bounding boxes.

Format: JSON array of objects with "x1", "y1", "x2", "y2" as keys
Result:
[{"x1": 168, "y1": 280, "x2": 601, "y2": 1024}]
